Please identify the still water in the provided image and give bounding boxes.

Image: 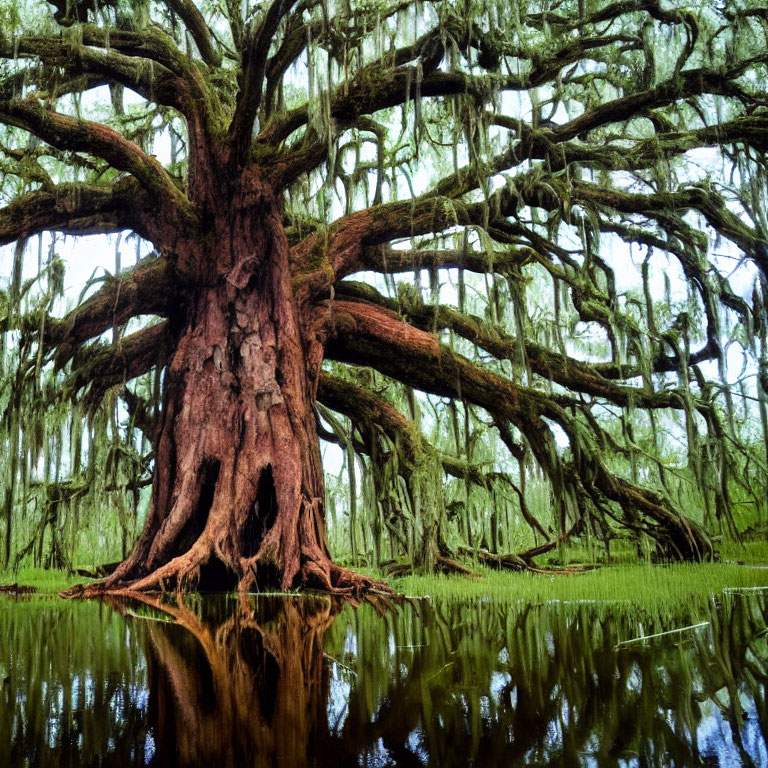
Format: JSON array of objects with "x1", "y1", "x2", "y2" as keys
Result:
[{"x1": 0, "y1": 590, "x2": 766, "y2": 767}]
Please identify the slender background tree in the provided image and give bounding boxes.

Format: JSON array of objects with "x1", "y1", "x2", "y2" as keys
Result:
[{"x1": 1, "y1": 0, "x2": 767, "y2": 593}]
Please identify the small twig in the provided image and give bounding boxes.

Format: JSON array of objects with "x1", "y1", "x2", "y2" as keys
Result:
[
  {"x1": 615, "y1": 621, "x2": 709, "y2": 649},
  {"x1": 425, "y1": 662, "x2": 455, "y2": 684},
  {"x1": 323, "y1": 652, "x2": 358, "y2": 677}
]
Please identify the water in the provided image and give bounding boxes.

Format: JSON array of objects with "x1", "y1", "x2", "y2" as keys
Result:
[{"x1": 0, "y1": 591, "x2": 766, "y2": 767}]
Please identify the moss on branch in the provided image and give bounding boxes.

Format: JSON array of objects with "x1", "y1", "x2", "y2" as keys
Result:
[
  {"x1": 322, "y1": 299, "x2": 713, "y2": 560},
  {"x1": 44, "y1": 256, "x2": 175, "y2": 366}
]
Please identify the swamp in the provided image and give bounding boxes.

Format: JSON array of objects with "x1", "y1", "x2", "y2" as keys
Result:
[
  {"x1": 2, "y1": 566, "x2": 768, "y2": 766},
  {"x1": 2, "y1": 0, "x2": 768, "y2": 764}
]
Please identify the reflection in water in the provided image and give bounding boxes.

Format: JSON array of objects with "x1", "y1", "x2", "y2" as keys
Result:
[
  {"x1": 322, "y1": 595, "x2": 768, "y2": 767},
  {"x1": 0, "y1": 591, "x2": 766, "y2": 767},
  {"x1": 139, "y1": 593, "x2": 339, "y2": 767}
]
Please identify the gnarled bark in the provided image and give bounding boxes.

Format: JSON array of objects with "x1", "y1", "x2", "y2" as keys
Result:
[{"x1": 66, "y1": 171, "x2": 384, "y2": 597}]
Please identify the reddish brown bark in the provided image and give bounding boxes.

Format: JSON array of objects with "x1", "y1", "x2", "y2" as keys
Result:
[{"x1": 65, "y1": 166, "x2": 384, "y2": 597}]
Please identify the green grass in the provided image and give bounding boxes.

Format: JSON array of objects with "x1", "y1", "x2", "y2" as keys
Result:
[
  {"x1": 717, "y1": 538, "x2": 768, "y2": 564},
  {"x1": 0, "y1": 567, "x2": 96, "y2": 595},
  {"x1": 4, "y1": 562, "x2": 768, "y2": 610},
  {"x1": 388, "y1": 563, "x2": 768, "y2": 613}
]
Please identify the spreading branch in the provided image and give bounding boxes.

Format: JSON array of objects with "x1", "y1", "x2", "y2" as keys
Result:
[
  {"x1": 160, "y1": 0, "x2": 221, "y2": 67},
  {"x1": 2, "y1": 36, "x2": 197, "y2": 117},
  {"x1": 65, "y1": 321, "x2": 170, "y2": 408},
  {"x1": 0, "y1": 180, "x2": 147, "y2": 245},
  {"x1": 229, "y1": 0, "x2": 298, "y2": 165},
  {"x1": 330, "y1": 281, "x2": 717, "y2": 408},
  {"x1": 321, "y1": 298, "x2": 712, "y2": 558},
  {"x1": 44, "y1": 256, "x2": 175, "y2": 367},
  {"x1": 0, "y1": 99, "x2": 195, "y2": 221}
]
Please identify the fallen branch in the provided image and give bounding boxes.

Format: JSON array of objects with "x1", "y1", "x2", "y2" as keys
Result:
[
  {"x1": 614, "y1": 621, "x2": 709, "y2": 649},
  {"x1": 0, "y1": 583, "x2": 37, "y2": 595}
]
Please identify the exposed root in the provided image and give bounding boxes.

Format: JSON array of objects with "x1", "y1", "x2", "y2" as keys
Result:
[
  {"x1": 61, "y1": 539, "x2": 394, "y2": 600},
  {"x1": 302, "y1": 561, "x2": 393, "y2": 597},
  {"x1": 74, "y1": 561, "x2": 120, "y2": 578},
  {"x1": 459, "y1": 548, "x2": 530, "y2": 572},
  {"x1": 464, "y1": 547, "x2": 597, "y2": 575},
  {"x1": 385, "y1": 555, "x2": 480, "y2": 578}
]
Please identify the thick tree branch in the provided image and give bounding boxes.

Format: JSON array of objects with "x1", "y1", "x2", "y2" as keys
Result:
[
  {"x1": 349, "y1": 244, "x2": 536, "y2": 276},
  {"x1": 297, "y1": 161, "x2": 766, "y2": 297},
  {"x1": 263, "y1": 33, "x2": 629, "y2": 146},
  {"x1": 0, "y1": 99, "x2": 195, "y2": 222},
  {"x1": 550, "y1": 62, "x2": 768, "y2": 143},
  {"x1": 317, "y1": 371, "x2": 420, "y2": 469},
  {"x1": 318, "y1": 370, "x2": 545, "y2": 541},
  {"x1": 291, "y1": 191, "x2": 519, "y2": 299},
  {"x1": 65, "y1": 321, "x2": 170, "y2": 408},
  {"x1": 75, "y1": 24, "x2": 205, "y2": 84},
  {"x1": 229, "y1": 0, "x2": 298, "y2": 166},
  {"x1": 258, "y1": 30, "x2": 766, "y2": 152},
  {"x1": 161, "y1": 0, "x2": 221, "y2": 67},
  {"x1": 1, "y1": 37, "x2": 195, "y2": 117},
  {"x1": 38, "y1": 23, "x2": 222, "y2": 132},
  {"x1": 0, "y1": 179, "x2": 147, "y2": 245},
  {"x1": 331, "y1": 281, "x2": 717, "y2": 408},
  {"x1": 321, "y1": 299, "x2": 711, "y2": 558},
  {"x1": 44, "y1": 256, "x2": 175, "y2": 366}
]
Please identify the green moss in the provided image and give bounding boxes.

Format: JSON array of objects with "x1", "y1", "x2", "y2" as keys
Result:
[{"x1": 305, "y1": 236, "x2": 330, "y2": 271}]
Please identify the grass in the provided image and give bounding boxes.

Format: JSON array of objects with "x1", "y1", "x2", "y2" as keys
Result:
[
  {"x1": 717, "y1": 538, "x2": 768, "y2": 564},
  {"x1": 0, "y1": 567, "x2": 96, "y2": 595},
  {"x1": 3, "y1": 561, "x2": 768, "y2": 611},
  {"x1": 387, "y1": 563, "x2": 768, "y2": 613}
]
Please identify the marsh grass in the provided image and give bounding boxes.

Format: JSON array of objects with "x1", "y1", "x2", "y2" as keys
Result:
[
  {"x1": 717, "y1": 538, "x2": 768, "y2": 563},
  {"x1": 0, "y1": 567, "x2": 96, "y2": 595},
  {"x1": 389, "y1": 563, "x2": 768, "y2": 614},
  {"x1": 3, "y1": 562, "x2": 767, "y2": 612}
]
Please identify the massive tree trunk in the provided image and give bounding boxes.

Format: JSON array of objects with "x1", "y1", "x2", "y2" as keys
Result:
[{"x1": 89, "y1": 168, "x2": 377, "y2": 595}]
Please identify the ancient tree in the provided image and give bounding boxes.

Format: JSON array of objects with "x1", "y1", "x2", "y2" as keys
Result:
[{"x1": 1, "y1": 0, "x2": 768, "y2": 592}]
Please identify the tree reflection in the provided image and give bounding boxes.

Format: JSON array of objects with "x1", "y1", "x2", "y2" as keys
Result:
[
  {"x1": 1, "y1": 591, "x2": 766, "y2": 767},
  {"x1": 121, "y1": 593, "x2": 343, "y2": 767},
  {"x1": 322, "y1": 593, "x2": 768, "y2": 767}
]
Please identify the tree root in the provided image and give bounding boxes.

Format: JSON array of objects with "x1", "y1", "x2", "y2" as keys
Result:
[
  {"x1": 60, "y1": 542, "x2": 394, "y2": 600},
  {"x1": 385, "y1": 555, "x2": 480, "y2": 578},
  {"x1": 470, "y1": 549, "x2": 596, "y2": 575},
  {"x1": 74, "y1": 561, "x2": 120, "y2": 578},
  {"x1": 299, "y1": 560, "x2": 393, "y2": 597},
  {"x1": 457, "y1": 546, "x2": 596, "y2": 575}
]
